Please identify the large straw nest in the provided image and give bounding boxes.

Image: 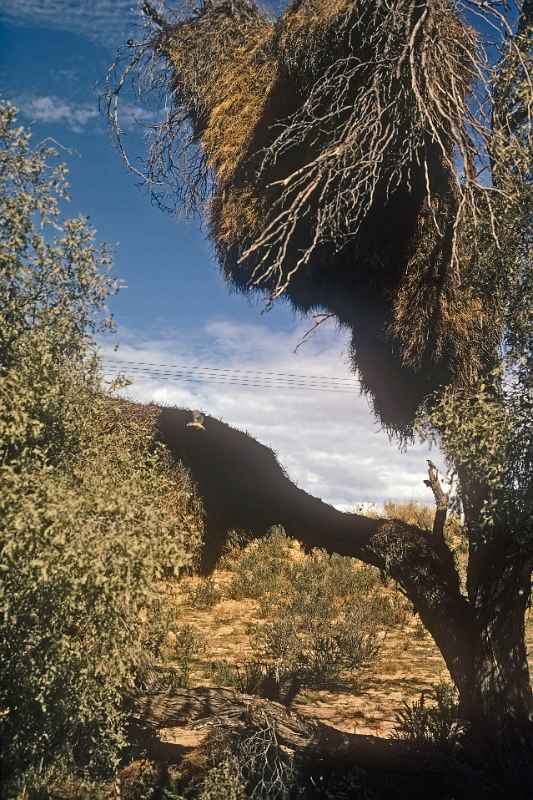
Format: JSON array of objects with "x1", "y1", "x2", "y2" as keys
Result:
[
  {"x1": 113, "y1": 0, "x2": 505, "y2": 435},
  {"x1": 163, "y1": 2, "x2": 276, "y2": 185}
]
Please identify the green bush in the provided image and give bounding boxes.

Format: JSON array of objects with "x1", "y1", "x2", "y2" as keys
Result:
[
  {"x1": 0, "y1": 397, "x2": 203, "y2": 778},
  {"x1": 208, "y1": 659, "x2": 301, "y2": 706},
  {"x1": 187, "y1": 578, "x2": 222, "y2": 610},
  {"x1": 223, "y1": 529, "x2": 402, "y2": 690},
  {"x1": 393, "y1": 681, "x2": 466, "y2": 749},
  {"x1": 172, "y1": 624, "x2": 206, "y2": 688},
  {"x1": 253, "y1": 610, "x2": 380, "y2": 690},
  {"x1": 226, "y1": 529, "x2": 380, "y2": 617},
  {"x1": 0, "y1": 103, "x2": 203, "y2": 784},
  {"x1": 225, "y1": 527, "x2": 294, "y2": 607}
]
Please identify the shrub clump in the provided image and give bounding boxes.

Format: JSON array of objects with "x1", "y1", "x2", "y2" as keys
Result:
[
  {"x1": 0, "y1": 102, "x2": 203, "y2": 786},
  {"x1": 187, "y1": 577, "x2": 223, "y2": 610},
  {"x1": 223, "y1": 529, "x2": 407, "y2": 692},
  {"x1": 393, "y1": 681, "x2": 466, "y2": 750}
]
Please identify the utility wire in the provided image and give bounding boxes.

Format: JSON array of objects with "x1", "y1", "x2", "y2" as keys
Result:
[
  {"x1": 103, "y1": 358, "x2": 358, "y2": 385},
  {"x1": 103, "y1": 359, "x2": 359, "y2": 394},
  {"x1": 104, "y1": 365, "x2": 356, "y2": 390},
  {"x1": 103, "y1": 368, "x2": 358, "y2": 393}
]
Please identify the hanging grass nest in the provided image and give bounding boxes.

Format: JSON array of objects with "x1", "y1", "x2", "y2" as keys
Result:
[{"x1": 108, "y1": 0, "x2": 505, "y2": 436}]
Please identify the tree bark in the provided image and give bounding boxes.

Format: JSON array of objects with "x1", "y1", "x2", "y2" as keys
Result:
[{"x1": 465, "y1": 538, "x2": 533, "y2": 796}]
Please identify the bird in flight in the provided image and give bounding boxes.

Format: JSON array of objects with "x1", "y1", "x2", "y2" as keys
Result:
[{"x1": 186, "y1": 410, "x2": 206, "y2": 431}]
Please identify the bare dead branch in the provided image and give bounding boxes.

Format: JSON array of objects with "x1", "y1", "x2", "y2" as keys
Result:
[
  {"x1": 424, "y1": 459, "x2": 449, "y2": 538},
  {"x1": 142, "y1": 1, "x2": 170, "y2": 30},
  {"x1": 293, "y1": 313, "x2": 335, "y2": 353}
]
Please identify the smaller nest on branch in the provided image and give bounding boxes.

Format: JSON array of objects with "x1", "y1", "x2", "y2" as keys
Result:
[{"x1": 108, "y1": 0, "x2": 506, "y2": 436}]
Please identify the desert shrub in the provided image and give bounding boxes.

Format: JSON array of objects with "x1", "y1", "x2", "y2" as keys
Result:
[
  {"x1": 0, "y1": 398, "x2": 203, "y2": 777},
  {"x1": 187, "y1": 578, "x2": 222, "y2": 610},
  {"x1": 413, "y1": 620, "x2": 428, "y2": 640},
  {"x1": 136, "y1": 624, "x2": 205, "y2": 695},
  {"x1": 253, "y1": 612, "x2": 380, "y2": 690},
  {"x1": 225, "y1": 527, "x2": 294, "y2": 605},
  {"x1": 172, "y1": 625, "x2": 206, "y2": 689},
  {"x1": 224, "y1": 529, "x2": 404, "y2": 690},
  {"x1": 196, "y1": 755, "x2": 246, "y2": 800},
  {"x1": 208, "y1": 659, "x2": 301, "y2": 706},
  {"x1": 393, "y1": 681, "x2": 466, "y2": 749},
  {"x1": 209, "y1": 659, "x2": 264, "y2": 694},
  {"x1": 226, "y1": 529, "x2": 379, "y2": 614},
  {"x1": 0, "y1": 103, "x2": 203, "y2": 783},
  {"x1": 2, "y1": 756, "x2": 113, "y2": 800}
]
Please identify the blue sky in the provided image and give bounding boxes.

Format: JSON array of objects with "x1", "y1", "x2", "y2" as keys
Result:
[{"x1": 1, "y1": 0, "x2": 446, "y2": 509}]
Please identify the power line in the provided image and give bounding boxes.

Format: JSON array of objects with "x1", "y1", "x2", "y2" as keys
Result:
[
  {"x1": 103, "y1": 359, "x2": 360, "y2": 394},
  {"x1": 103, "y1": 358, "x2": 359, "y2": 385},
  {"x1": 103, "y1": 367, "x2": 358, "y2": 393},
  {"x1": 103, "y1": 365, "x2": 356, "y2": 390}
]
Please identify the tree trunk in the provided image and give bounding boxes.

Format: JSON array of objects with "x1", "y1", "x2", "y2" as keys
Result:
[{"x1": 465, "y1": 543, "x2": 533, "y2": 797}]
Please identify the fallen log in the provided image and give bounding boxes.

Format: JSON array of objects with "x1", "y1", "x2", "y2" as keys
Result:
[{"x1": 128, "y1": 686, "x2": 449, "y2": 776}]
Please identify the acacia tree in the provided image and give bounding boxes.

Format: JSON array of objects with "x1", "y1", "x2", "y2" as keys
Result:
[{"x1": 108, "y1": 0, "x2": 532, "y2": 792}]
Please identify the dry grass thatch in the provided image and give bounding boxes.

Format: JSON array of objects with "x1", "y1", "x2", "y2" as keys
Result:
[{"x1": 107, "y1": 0, "x2": 527, "y2": 435}]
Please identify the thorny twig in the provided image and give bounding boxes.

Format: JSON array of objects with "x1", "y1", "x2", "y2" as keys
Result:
[{"x1": 293, "y1": 313, "x2": 335, "y2": 353}]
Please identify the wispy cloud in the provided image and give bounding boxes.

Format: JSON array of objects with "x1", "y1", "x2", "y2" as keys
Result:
[
  {"x1": 99, "y1": 319, "x2": 445, "y2": 510},
  {"x1": 0, "y1": 0, "x2": 137, "y2": 48},
  {"x1": 16, "y1": 94, "x2": 157, "y2": 134},
  {"x1": 17, "y1": 95, "x2": 98, "y2": 133}
]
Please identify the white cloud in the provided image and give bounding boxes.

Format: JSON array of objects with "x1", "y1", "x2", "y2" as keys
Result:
[
  {"x1": 17, "y1": 95, "x2": 98, "y2": 133},
  {"x1": 15, "y1": 95, "x2": 157, "y2": 134},
  {"x1": 118, "y1": 102, "x2": 159, "y2": 129},
  {"x1": 99, "y1": 319, "x2": 445, "y2": 510}
]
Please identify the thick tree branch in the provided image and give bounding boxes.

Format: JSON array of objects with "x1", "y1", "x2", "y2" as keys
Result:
[{"x1": 155, "y1": 406, "x2": 474, "y2": 695}]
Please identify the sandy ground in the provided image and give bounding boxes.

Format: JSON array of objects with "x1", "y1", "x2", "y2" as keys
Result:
[{"x1": 157, "y1": 570, "x2": 533, "y2": 740}]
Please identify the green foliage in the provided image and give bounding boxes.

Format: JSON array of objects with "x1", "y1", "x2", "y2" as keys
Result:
[
  {"x1": 208, "y1": 659, "x2": 299, "y2": 706},
  {"x1": 252, "y1": 606, "x2": 380, "y2": 690},
  {"x1": 2, "y1": 756, "x2": 113, "y2": 800},
  {"x1": 224, "y1": 527, "x2": 295, "y2": 607},
  {"x1": 393, "y1": 681, "x2": 466, "y2": 749},
  {"x1": 172, "y1": 624, "x2": 206, "y2": 688},
  {"x1": 187, "y1": 578, "x2": 222, "y2": 610},
  {"x1": 417, "y1": 8, "x2": 532, "y2": 548},
  {"x1": 418, "y1": 371, "x2": 532, "y2": 544},
  {"x1": 0, "y1": 395, "x2": 203, "y2": 778},
  {"x1": 0, "y1": 103, "x2": 203, "y2": 783},
  {"x1": 193, "y1": 754, "x2": 247, "y2": 800},
  {"x1": 226, "y1": 528, "x2": 380, "y2": 615},
  {"x1": 224, "y1": 529, "x2": 406, "y2": 690},
  {"x1": 0, "y1": 101, "x2": 117, "y2": 469}
]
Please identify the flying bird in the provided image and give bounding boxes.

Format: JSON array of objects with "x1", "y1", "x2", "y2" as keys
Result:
[{"x1": 186, "y1": 410, "x2": 206, "y2": 431}]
